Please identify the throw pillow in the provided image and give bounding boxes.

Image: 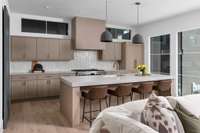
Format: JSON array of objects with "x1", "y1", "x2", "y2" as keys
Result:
[
  {"x1": 175, "y1": 102, "x2": 200, "y2": 133},
  {"x1": 142, "y1": 92, "x2": 179, "y2": 133}
]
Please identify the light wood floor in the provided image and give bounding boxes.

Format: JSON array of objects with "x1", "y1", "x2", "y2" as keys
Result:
[
  {"x1": 4, "y1": 99, "x2": 90, "y2": 133},
  {"x1": 4, "y1": 95, "x2": 136, "y2": 133}
]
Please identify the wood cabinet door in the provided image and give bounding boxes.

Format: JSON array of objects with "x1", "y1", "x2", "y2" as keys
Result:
[
  {"x1": 124, "y1": 44, "x2": 144, "y2": 72},
  {"x1": 24, "y1": 37, "x2": 37, "y2": 60},
  {"x1": 134, "y1": 45, "x2": 144, "y2": 65},
  {"x1": 74, "y1": 17, "x2": 105, "y2": 50},
  {"x1": 48, "y1": 79, "x2": 60, "y2": 96},
  {"x1": 25, "y1": 80, "x2": 37, "y2": 99},
  {"x1": 100, "y1": 43, "x2": 121, "y2": 61},
  {"x1": 11, "y1": 80, "x2": 26, "y2": 100},
  {"x1": 48, "y1": 39, "x2": 59, "y2": 60},
  {"x1": 59, "y1": 39, "x2": 73, "y2": 60},
  {"x1": 37, "y1": 38, "x2": 49, "y2": 60},
  {"x1": 11, "y1": 37, "x2": 25, "y2": 60},
  {"x1": 101, "y1": 43, "x2": 115, "y2": 61},
  {"x1": 114, "y1": 43, "x2": 122, "y2": 60},
  {"x1": 37, "y1": 79, "x2": 49, "y2": 97}
]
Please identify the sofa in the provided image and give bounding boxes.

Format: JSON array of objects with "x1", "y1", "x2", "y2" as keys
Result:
[{"x1": 90, "y1": 94, "x2": 200, "y2": 133}]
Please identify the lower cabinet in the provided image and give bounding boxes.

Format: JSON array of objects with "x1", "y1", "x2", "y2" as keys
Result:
[
  {"x1": 11, "y1": 80, "x2": 26, "y2": 100},
  {"x1": 25, "y1": 80, "x2": 37, "y2": 99},
  {"x1": 48, "y1": 79, "x2": 60, "y2": 96},
  {"x1": 11, "y1": 75, "x2": 61, "y2": 101}
]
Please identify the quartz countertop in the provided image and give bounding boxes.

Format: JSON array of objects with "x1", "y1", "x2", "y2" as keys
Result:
[{"x1": 61, "y1": 73, "x2": 173, "y2": 87}]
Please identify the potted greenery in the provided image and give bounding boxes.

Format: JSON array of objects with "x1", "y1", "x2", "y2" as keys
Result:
[{"x1": 136, "y1": 64, "x2": 147, "y2": 76}]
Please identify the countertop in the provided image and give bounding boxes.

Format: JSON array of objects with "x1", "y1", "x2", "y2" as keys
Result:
[
  {"x1": 10, "y1": 70, "x2": 130, "y2": 76},
  {"x1": 61, "y1": 73, "x2": 173, "y2": 87},
  {"x1": 10, "y1": 71, "x2": 76, "y2": 76}
]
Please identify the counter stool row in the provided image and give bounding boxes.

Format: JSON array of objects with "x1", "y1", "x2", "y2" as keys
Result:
[{"x1": 81, "y1": 80, "x2": 172, "y2": 126}]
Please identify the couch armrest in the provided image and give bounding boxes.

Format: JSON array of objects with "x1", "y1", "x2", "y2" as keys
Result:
[{"x1": 102, "y1": 112, "x2": 158, "y2": 133}]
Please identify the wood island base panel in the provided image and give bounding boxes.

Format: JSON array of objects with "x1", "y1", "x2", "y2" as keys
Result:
[{"x1": 60, "y1": 83, "x2": 81, "y2": 127}]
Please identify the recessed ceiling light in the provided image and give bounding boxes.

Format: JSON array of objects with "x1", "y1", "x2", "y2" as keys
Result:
[{"x1": 44, "y1": 6, "x2": 50, "y2": 9}]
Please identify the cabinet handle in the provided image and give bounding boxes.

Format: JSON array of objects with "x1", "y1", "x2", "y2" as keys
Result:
[{"x1": 23, "y1": 81, "x2": 26, "y2": 86}]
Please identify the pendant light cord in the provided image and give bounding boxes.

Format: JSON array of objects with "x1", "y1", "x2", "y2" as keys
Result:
[
  {"x1": 137, "y1": 3, "x2": 139, "y2": 25},
  {"x1": 106, "y1": 0, "x2": 108, "y2": 21}
]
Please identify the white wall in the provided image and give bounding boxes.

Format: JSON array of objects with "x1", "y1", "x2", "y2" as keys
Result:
[{"x1": 136, "y1": 9, "x2": 200, "y2": 96}]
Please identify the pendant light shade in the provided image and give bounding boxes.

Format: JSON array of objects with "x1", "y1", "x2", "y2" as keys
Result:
[
  {"x1": 132, "y1": 34, "x2": 144, "y2": 44},
  {"x1": 101, "y1": 0, "x2": 113, "y2": 42},
  {"x1": 101, "y1": 30, "x2": 113, "y2": 42},
  {"x1": 132, "y1": 2, "x2": 144, "y2": 44}
]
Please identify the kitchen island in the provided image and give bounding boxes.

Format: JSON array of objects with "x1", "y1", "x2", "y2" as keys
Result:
[{"x1": 60, "y1": 74, "x2": 173, "y2": 127}]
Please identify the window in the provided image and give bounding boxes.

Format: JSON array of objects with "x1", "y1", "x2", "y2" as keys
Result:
[
  {"x1": 21, "y1": 19, "x2": 68, "y2": 35},
  {"x1": 107, "y1": 28, "x2": 131, "y2": 40},
  {"x1": 178, "y1": 28, "x2": 200, "y2": 96},
  {"x1": 47, "y1": 21, "x2": 68, "y2": 35},
  {"x1": 150, "y1": 34, "x2": 170, "y2": 75},
  {"x1": 22, "y1": 19, "x2": 46, "y2": 33}
]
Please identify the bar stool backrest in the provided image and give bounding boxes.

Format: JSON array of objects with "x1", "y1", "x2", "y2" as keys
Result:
[
  {"x1": 139, "y1": 82, "x2": 154, "y2": 93},
  {"x1": 88, "y1": 86, "x2": 108, "y2": 99},
  {"x1": 115, "y1": 84, "x2": 133, "y2": 96},
  {"x1": 159, "y1": 80, "x2": 172, "y2": 91}
]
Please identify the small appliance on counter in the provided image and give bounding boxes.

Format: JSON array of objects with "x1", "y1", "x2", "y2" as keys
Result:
[{"x1": 31, "y1": 61, "x2": 45, "y2": 73}]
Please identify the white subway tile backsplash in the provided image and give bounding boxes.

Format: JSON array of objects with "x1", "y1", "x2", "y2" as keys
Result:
[{"x1": 10, "y1": 51, "x2": 115, "y2": 73}]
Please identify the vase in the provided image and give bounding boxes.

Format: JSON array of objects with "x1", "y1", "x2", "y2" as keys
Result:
[{"x1": 141, "y1": 70, "x2": 145, "y2": 76}]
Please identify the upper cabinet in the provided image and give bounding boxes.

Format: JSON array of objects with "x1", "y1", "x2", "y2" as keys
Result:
[
  {"x1": 11, "y1": 36, "x2": 73, "y2": 61},
  {"x1": 98, "y1": 42, "x2": 121, "y2": 61},
  {"x1": 59, "y1": 39, "x2": 73, "y2": 60},
  {"x1": 72, "y1": 17, "x2": 105, "y2": 50},
  {"x1": 11, "y1": 36, "x2": 37, "y2": 61},
  {"x1": 120, "y1": 43, "x2": 144, "y2": 72}
]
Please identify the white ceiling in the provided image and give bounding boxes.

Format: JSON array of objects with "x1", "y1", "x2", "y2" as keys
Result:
[{"x1": 8, "y1": 0, "x2": 200, "y2": 26}]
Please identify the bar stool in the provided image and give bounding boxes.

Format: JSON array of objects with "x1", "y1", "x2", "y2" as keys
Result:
[
  {"x1": 132, "y1": 82, "x2": 154, "y2": 99},
  {"x1": 82, "y1": 86, "x2": 108, "y2": 126},
  {"x1": 107, "y1": 84, "x2": 132, "y2": 106},
  {"x1": 152, "y1": 81, "x2": 160, "y2": 95},
  {"x1": 158, "y1": 80, "x2": 172, "y2": 96},
  {"x1": 131, "y1": 84, "x2": 141, "y2": 100}
]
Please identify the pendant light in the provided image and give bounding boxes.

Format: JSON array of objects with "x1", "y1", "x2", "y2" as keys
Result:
[
  {"x1": 132, "y1": 2, "x2": 144, "y2": 44},
  {"x1": 101, "y1": 0, "x2": 113, "y2": 42}
]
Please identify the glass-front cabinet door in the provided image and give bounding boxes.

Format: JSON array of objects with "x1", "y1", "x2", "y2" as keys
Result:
[{"x1": 178, "y1": 28, "x2": 200, "y2": 95}]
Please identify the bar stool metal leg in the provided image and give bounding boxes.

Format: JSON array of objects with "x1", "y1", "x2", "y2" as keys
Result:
[
  {"x1": 109, "y1": 96, "x2": 111, "y2": 106},
  {"x1": 89, "y1": 100, "x2": 92, "y2": 126},
  {"x1": 105, "y1": 97, "x2": 108, "y2": 107},
  {"x1": 117, "y1": 97, "x2": 119, "y2": 105},
  {"x1": 122, "y1": 96, "x2": 124, "y2": 104},
  {"x1": 99, "y1": 99, "x2": 102, "y2": 112},
  {"x1": 82, "y1": 98, "x2": 86, "y2": 122}
]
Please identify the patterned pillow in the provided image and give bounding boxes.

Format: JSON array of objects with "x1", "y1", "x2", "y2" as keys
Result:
[{"x1": 142, "y1": 92, "x2": 178, "y2": 133}]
